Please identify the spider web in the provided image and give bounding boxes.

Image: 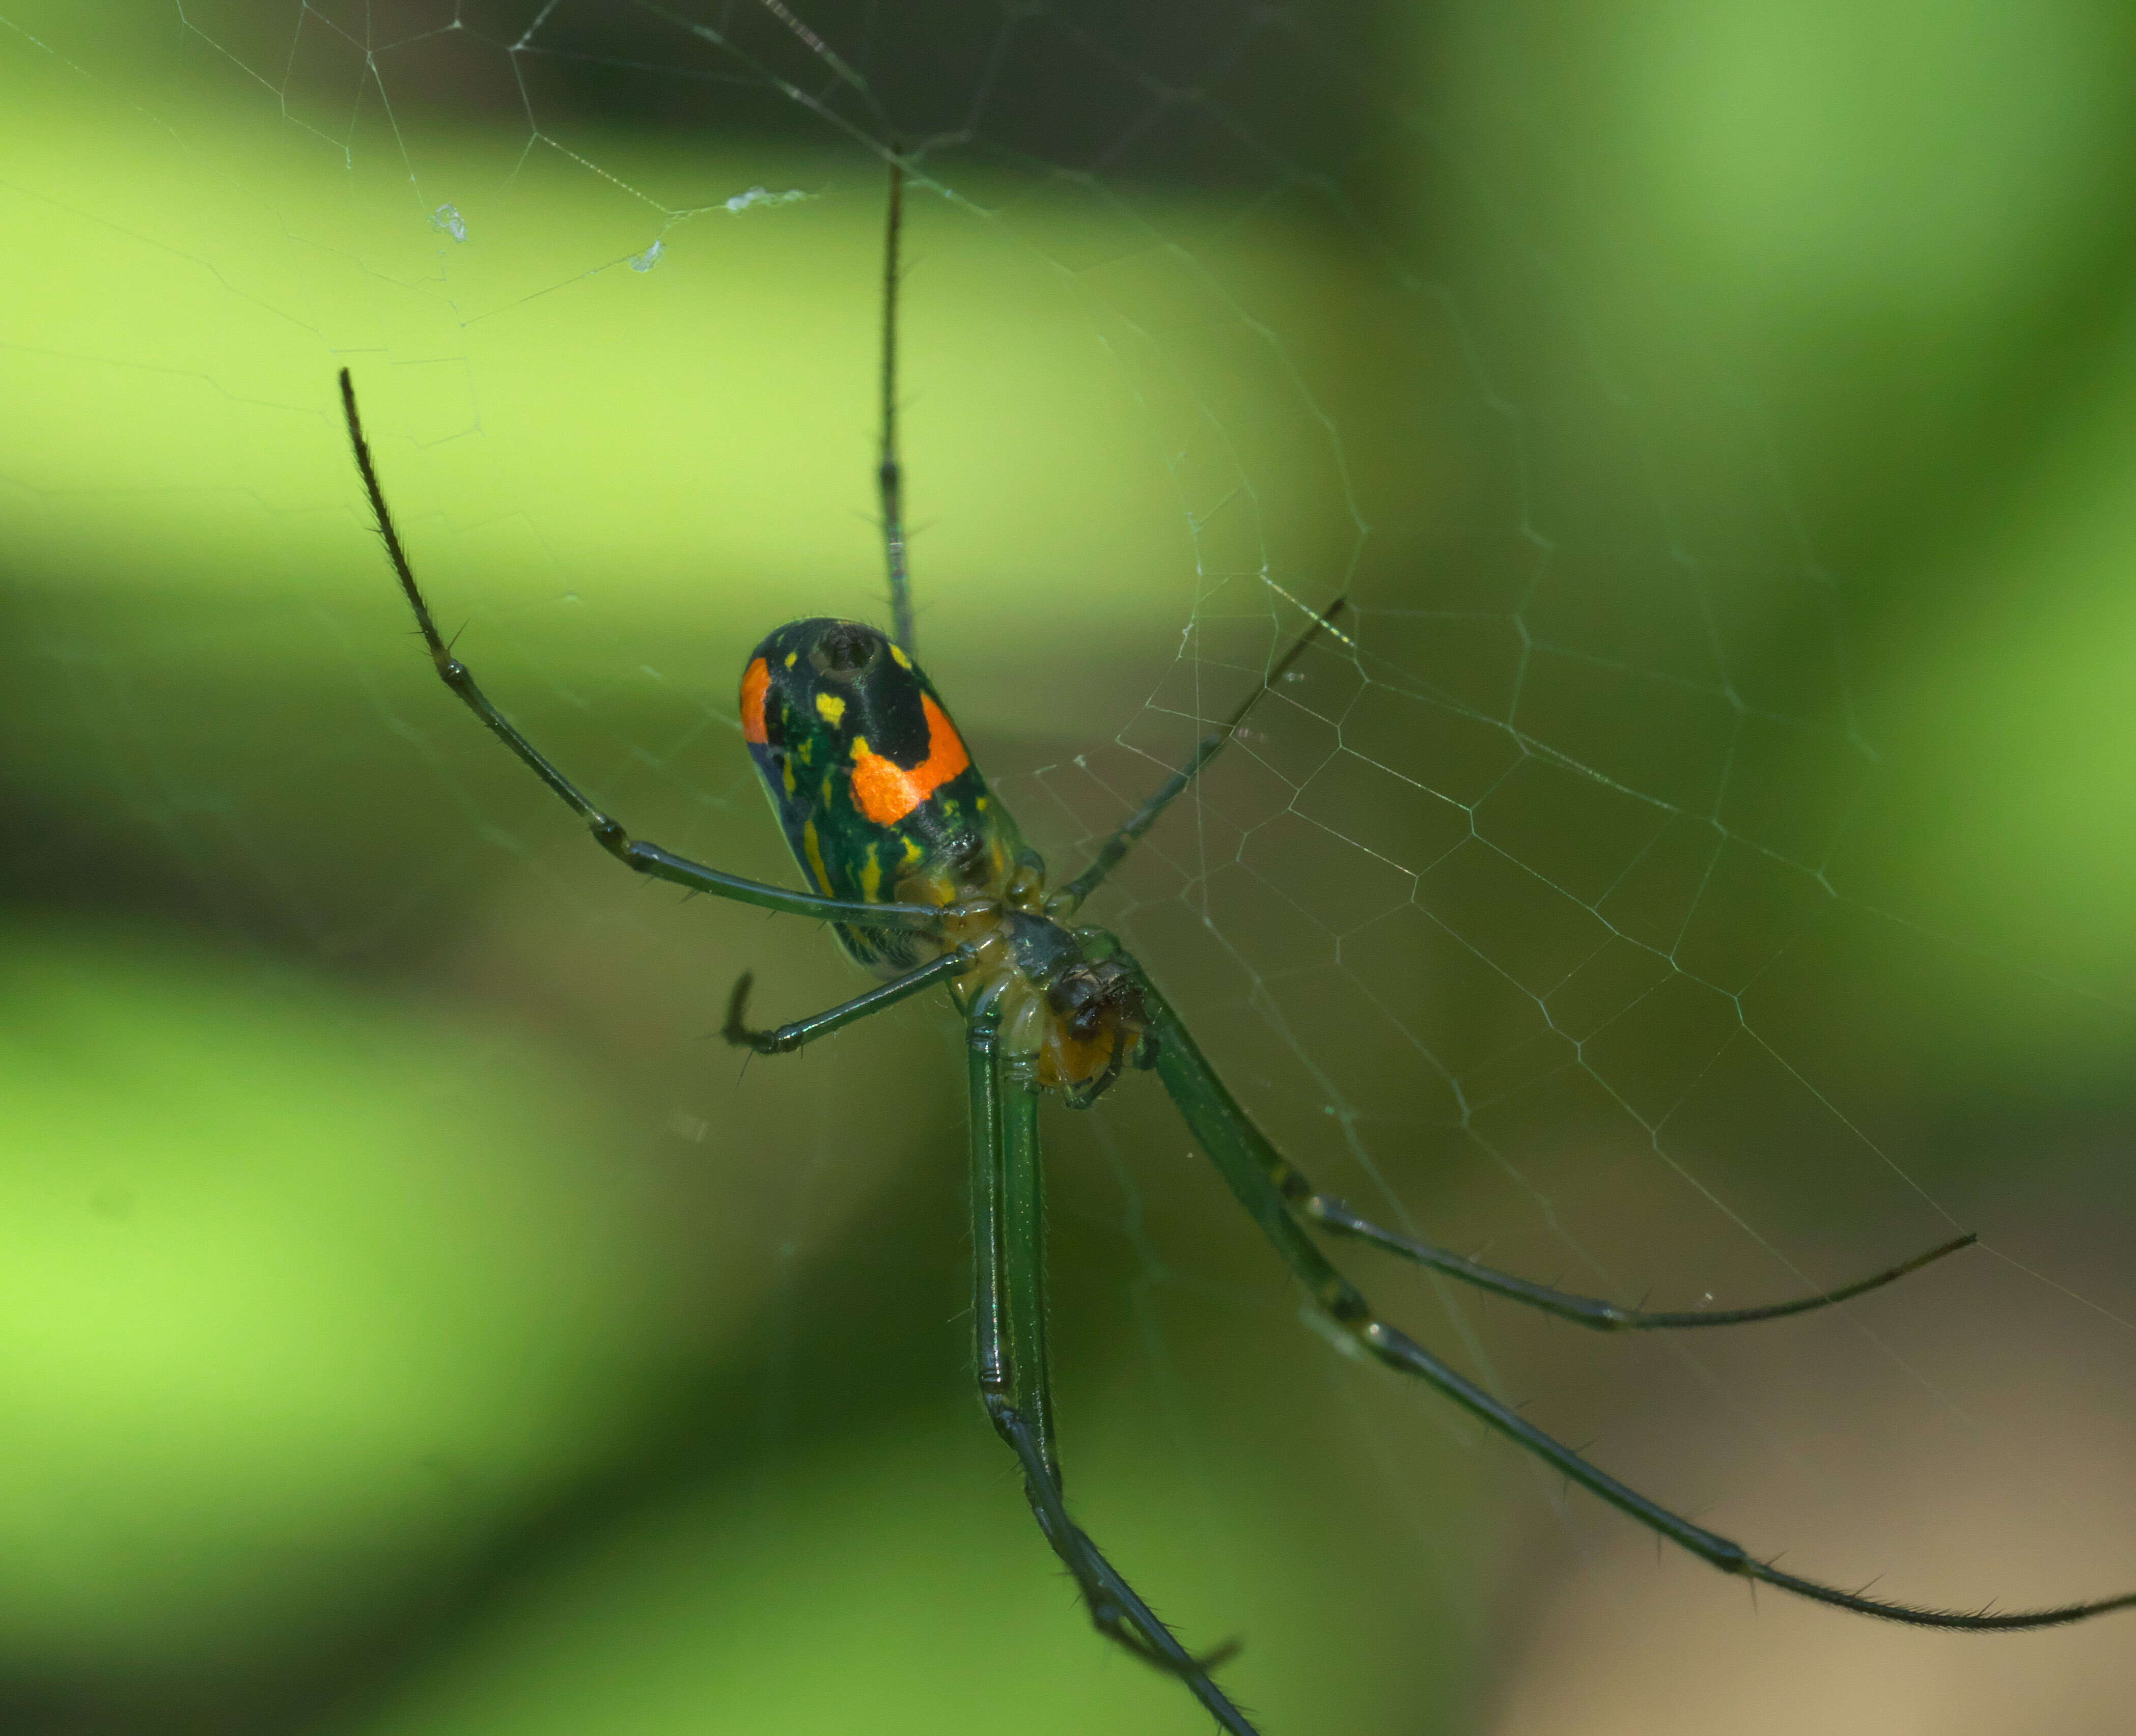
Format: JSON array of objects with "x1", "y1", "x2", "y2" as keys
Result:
[{"x1": 3, "y1": 4, "x2": 2136, "y2": 1734}]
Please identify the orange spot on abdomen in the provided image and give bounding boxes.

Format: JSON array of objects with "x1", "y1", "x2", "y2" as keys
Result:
[
  {"x1": 740, "y1": 658, "x2": 771, "y2": 745},
  {"x1": 850, "y1": 693, "x2": 971, "y2": 825}
]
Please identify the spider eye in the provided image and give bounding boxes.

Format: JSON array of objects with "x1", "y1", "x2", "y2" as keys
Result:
[{"x1": 811, "y1": 623, "x2": 879, "y2": 679}]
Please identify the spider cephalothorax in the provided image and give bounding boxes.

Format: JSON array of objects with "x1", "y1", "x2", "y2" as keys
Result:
[{"x1": 960, "y1": 912, "x2": 1153, "y2": 1105}]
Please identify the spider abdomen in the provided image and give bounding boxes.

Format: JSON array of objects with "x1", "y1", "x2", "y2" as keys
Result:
[{"x1": 739, "y1": 618, "x2": 1036, "y2": 971}]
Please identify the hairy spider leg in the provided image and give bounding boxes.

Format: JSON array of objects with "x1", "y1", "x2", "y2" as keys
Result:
[
  {"x1": 878, "y1": 153, "x2": 917, "y2": 657},
  {"x1": 1120, "y1": 945, "x2": 2136, "y2": 1634},
  {"x1": 723, "y1": 946, "x2": 974, "y2": 1054},
  {"x1": 967, "y1": 989, "x2": 1256, "y2": 1733},
  {"x1": 998, "y1": 1057, "x2": 1058, "y2": 1483},
  {"x1": 989, "y1": 1401, "x2": 1253, "y2": 1728},
  {"x1": 339, "y1": 370, "x2": 939, "y2": 931},
  {"x1": 1305, "y1": 1194, "x2": 1975, "y2": 1332},
  {"x1": 1050, "y1": 595, "x2": 1349, "y2": 916}
]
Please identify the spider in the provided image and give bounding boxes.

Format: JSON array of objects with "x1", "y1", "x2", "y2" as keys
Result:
[{"x1": 338, "y1": 158, "x2": 2136, "y2": 1736}]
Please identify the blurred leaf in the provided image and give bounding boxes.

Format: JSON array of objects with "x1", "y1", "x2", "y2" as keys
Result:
[{"x1": 0, "y1": 919, "x2": 695, "y2": 1673}]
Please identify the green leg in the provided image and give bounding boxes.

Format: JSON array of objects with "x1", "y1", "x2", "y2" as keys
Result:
[
  {"x1": 875, "y1": 157, "x2": 917, "y2": 658},
  {"x1": 1000, "y1": 1077, "x2": 1058, "y2": 1481},
  {"x1": 1119, "y1": 946, "x2": 2136, "y2": 1633},
  {"x1": 1049, "y1": 596, "x2": 1347, "y2": 916},
  {"x1": 1309, "y1": 1192, "x2": 1975, "y2": 1331},
  {"x1": 723, "y1": 948, "x2": 971, "y2": 1055},
  {"x1": 965, "y1": 996, "x2": 1256, "y2": 1733},
  {"x1": 1063, "y1": 926, "x2": 1970, "y2": 1333},
  {"x1": 1108, "y1": 949, "x2": 1969, "y2": 1329},
  {"x1": 968, "y1": 991, "x2": 1012, "y2": 1407},
  {"x1": 340, "y1": 368, "x2": 937, "y2": 933}
]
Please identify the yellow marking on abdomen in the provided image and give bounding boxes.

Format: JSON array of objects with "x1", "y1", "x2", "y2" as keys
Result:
[{"x1": 802, "y1": 819, "x2": 833, "y2": 894}]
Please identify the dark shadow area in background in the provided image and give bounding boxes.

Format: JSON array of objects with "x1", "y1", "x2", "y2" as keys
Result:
[{"x1": 190, "y1": 0, "x2": 1398, "y2": 187}]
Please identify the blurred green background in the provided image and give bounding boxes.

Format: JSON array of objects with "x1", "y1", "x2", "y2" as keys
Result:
[{"x1": 3, "y1": 3, "x2": 2135, "y2": 1733}]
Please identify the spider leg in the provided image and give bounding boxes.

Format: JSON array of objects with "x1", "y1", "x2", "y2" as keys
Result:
[
  {"x1": 340, "y1": 369, "x2": 938, "y2": 932},
  {"x1": 988, "y1": 1397, "x2": 1245, "y2": 1680},
  {"x1": 966, "y1": 992, "x2": 1256, "y2": 1733},
  {"x1": 1050, "y1": 596, "x2": 1347, "y2": 917},
  {"x1": 1077, "y1": 914, "x2": 1973, "y2": 1323},
  {"x1": 1120, "y1": 947, "x2": 2136, "y2": 1633},
  {"x1": 997, "y1": 1059, "x2": 1059, "y2": 1479},
  {"x1": 721, "y1": 947, "x2": 972, "y2": 1054},
  {"x1": 877, "y1": 154, "x2": 917, "y2": 657},
  {"x1": 1308, "y1": 1193, "x2": 1975, "y2": 1330}
]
